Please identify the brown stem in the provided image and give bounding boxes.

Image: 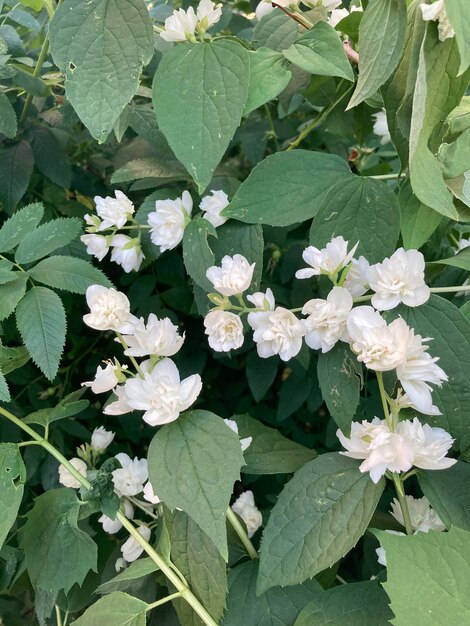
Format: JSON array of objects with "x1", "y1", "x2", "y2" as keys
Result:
[
  {"x1": 271, "y1": 3, "x2": 311, "y2": 29},
  {"x1": 343, "y1": 41, "x2": 359, "y2": 64}
]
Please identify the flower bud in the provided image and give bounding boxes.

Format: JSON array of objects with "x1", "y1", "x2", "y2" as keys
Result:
[{"x1": 91, "y1": 426, "x2": 115, "y2": 451}]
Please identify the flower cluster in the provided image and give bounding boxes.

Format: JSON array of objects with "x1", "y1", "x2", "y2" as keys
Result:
[{"x1": 159, "y1": 0, "x2": 222, "y2": 43}]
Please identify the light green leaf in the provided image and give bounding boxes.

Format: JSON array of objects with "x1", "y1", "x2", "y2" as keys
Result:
[
  {"x1": 153, "y1": 41, "x2": 249, "y2": 193},
  {"x1": 258, "y1": 453, "x2": 384, "y2": 592},
  {"x1": 111, "y1": 157, "x2": 188, "y2": 184},
  {"x1": 428, "y1": 247, "x2": 470, "y2": 272},
  {"x1": 0, "y1": 93, "x2": 17, "y2": 138},
  {"x1": 376, "y1": 527, "x2": 470, "y2": 625},
  {"x1": 399, "y1": 180, "x2": 442, "y2": 250},
  {"x1": 20, "y1": 489, "x2": 97, "y2": 595},
  {"x1": 148, "y1": 410, "x2": 245, "y2": 559},
  {"x1": 446, "y1": 0, "x2": 470, "y2": 75},
  {"x1": 347, "y1": 0, "x2": 406, "y2": 109},
  {"x1": 253, "y1": 12, "x2": 299, "y2": 53},
  {"x1": 0, "y1": 371, "x2": 9, "y2": 402},
  {"x1": 222, "y1": 560, "x2": 321, "y2": 626},
  {"x1": 438, "y1": 128, "x2": 470, "y2": 178},
  {"x1": 97, "y1": 559, "x2": 158, "y2": 595},
  {"x1": 0, "y1": 275, "x2": 28, "y2": 321},
  {"x1": 310, "y1": 176, "x2": 400, "y2": 263},
  {"x1": 49, "y1": 0, "x2": 154, "y2": 142},
  {"x1": 0, "y1": 268, "x2": 17, "y2": 284},
  {"x1": 16, "y1": 286, "x2": 66, "y2": 381},
  {"x1": 182, "y1": 217, "x2": 216, "y2": 292},
  {"x1": 28, "y1": 255, "x2": 112, "y2": 293},
  {"x1": 15, "y1": 218, "x2": 82, "y2": 264},
  {"x1": 0, "y1": 202, "x2": 44, "y2": 253},
  {"x1": 0, "y1": 141, "x2": 34, "y2": 213},
  {"x1": 232, "y1": 413, "x2": 316, "y2": 475},
  {"x1": 0, "y1": 343, "x2": 30, "y2": 374},
  {"x1": 245, "y1": 351, "x2": 278, "y2": 402},
  {"x1": 19, "y1": 0, "x2": 43, "y2": 11},
  {"x1": 71, "y1": 591, "x2": 148, "y2": 626},
  {"x1": 283, "y1": 22, "x2": 354, "y2": 82},
  {"x1": 224, "y1": 150, "x2": 352, "y2": 227},
  {"x1": 0, "y1": 444, "x2": 26, "y2": 550},
  {"x1": 445, "y1": 95, "x2": 470, "y2": 135},
  {"x1": 245, "y1": 47, "x2": 292, "y2": 114}
]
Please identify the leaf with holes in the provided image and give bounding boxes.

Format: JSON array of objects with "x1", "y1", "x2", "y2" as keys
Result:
[{"x1": 0, "y1": 444, "x2": 26, "y2": 551}]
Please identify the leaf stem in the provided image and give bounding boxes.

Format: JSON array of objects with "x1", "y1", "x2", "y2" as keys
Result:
[
  {"x1": 264, "y1": 103, "x2": 280, "y2": 151},
  {"x1": 376, "y1": 372, "x2": 391, "y2": 427},
  {"x1": 430, "y1": 285, "x2": 470, "y2": 294},
  {"x1": 226, "y1": 507, "x2": 258, "y2": 559},
  {"x1": 146, "y1": 591, "x2": 183, "y2": 612},
  {"x1": 391, "y1": 473, "x2": 413, "y2": 536},
  {"x1": 55, "y1": 605, "x2": 63, "y2": 626}
]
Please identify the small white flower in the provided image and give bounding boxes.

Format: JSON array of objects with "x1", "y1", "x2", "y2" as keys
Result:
[
  {"x1": 121, "y1": 314, "x2": 184, "y2": 358},
  {"x1": 206, "y1": 254, "x2": 255, "y2": 296},
  {"x1": 112, "y1": 453, "x2": 148, "y2": 497},
  {"x1": 390, "y1": 496, "x2": 445, "y2": 533},
  {"x1": 196, "y1": 0, "x2": 222, "y2": 30},
  {"x1": 372, "y1": 110, "x2": 391, "y2": 145},
  {"x1": 82, "y1": 361, "x2": 119, "y2": 394},
  {"x1": 396, "y1": 417, "x2": 456, "y2": 471},
  {"x1": 95, "y1": 191, "x2": 134, "y2": 231},
  {"x1": 248, "y1": 306, "x2": 305, "y2": 362},
  {"x1": 420, "y1": 0, "x2": 455, "y2": 42},
  {"x1": 368, "y1": 248, "x2": 430, "y2": 311},
  {"x1": 204, "y1": 310, "x2": 244, "y2": 352},
  {"x1": 103, "y1": 384, "x2": 133, "y2": 415},
  {"x1": 302, "y1": 286, "x2": 352, "y2": 353},
  {"x1": 58, "y1": 457, "x2": 87, "y2": 489},
  {"x1": 231, "y1": 491, "x2": 263, "y2": 538},
  {"x1": 305, "y1": 0, "x2": 342, "y2": 8},
  {"x1": 99, "y1": 499, "x2": 134, "y2": 534},
  {"x1": 224, "y1": 418, "x2": 252, "y2": 452},
  {"x1": 296, "y1": 237, "x2": 358, "y2": 280},
  {"x1": 110, "y1": 234, "x2": 144, "y2": 273},
  {"x1": 147, "y1": 191, "x2": 192, "y2": 252},
  {"x1": 255, "y1": 0, "x2": 275, "y2": 20},
  {"x1": 246, "y1": 288, "x2": 276, "y2": 311},
  {"x1": 143, "y1": 482, "x2": 161, "y2": 505},
  {"x1": 160, "y1": 7, "x2": 198, "y2": 42},
  {"x1": 343, "y1": 256, "x2": 370, "y2": 297},
  {"x1": 456, "y1": 238, "x2": 470, "y2": 252},
  {"x1": 328, "y1": 7, "x2": 350, "y2": 27},
  {"x1": 80, "y1": 234, "x2": 109, "y2": 261},
  {"x1": 199, "y1": 189, "x2": 229, "y2": 228},
  {"x1": 121, "y1": 525, "x2": 151, "y2": 563},
  {"x1": 123, "y1": 358, "x2": 202, "y2": 426},
  {"x1": 91, "y1": 426, "x2": 115, "y2": 451},
  {"x1": 83, "y1": 285, "x2": 138, "y2": 334}
]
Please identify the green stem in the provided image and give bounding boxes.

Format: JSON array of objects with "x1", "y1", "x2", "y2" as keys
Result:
[
  {"x1": 376, "y1": 372, "x2": 391, "y2": 427},
  {"x1": 391, "y1": 473, "x2": 413, "y2": 536},
  {"x1": 431, "y1": 285, "x2": 470, "y2": 294},
  {"x1": 226, "y1": 507, "x2": 258, "y2": 559},
  {"x1": 368, "y1": 174, "x2": 401, "y2": 180},
  {"x1": 115, "y1": 332, "x2": 145, "y2": 377},
  {"x1": 264, "y1": 104, "x2": 280, "y2": 151},
  {"x1": 146, "y1": 591, "x2": 183, "y2": 612},
  {"x1": 55, "y1": 605, "x2": 63, "y2": 626},
  {"x1": 127, "y1": 496, "x2": 159, "y2": 520},
  {"x1": 352, "y1": 294, "x2": 372, "y2": 303}
]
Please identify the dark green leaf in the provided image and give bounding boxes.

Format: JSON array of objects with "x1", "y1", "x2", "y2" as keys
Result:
[
  {"x1": 0, "y1": 343, "x2": 30, "y2": 374},
  {"x1": 0, "y1": 141, "x2": 34, "y2": 213},
  {"x1": 0, "y1": 444, "x2": 26, "y2": 550},
  {"x1": 0, "y1": 93, "x2": 17, "y2": 138},
  {"x1": 0, "y1": 202, "x2": 44, "y2": 253},
  {"x1": 245, "y1": 47, "x2": 292, "y2": 114},
  {"x1": 428, "y1": 247, "x2": 470, "y2": 272},
  {"x1": 111, "y1": 157, "x2": 188, "y2": 184},
  {"x1": 182, "y1": 217, "x2": 216, "y2": 291},
  {"x1": 399, "y1": 180, "x2": 442, "y2": 250},
  {"x1": 245, "y1": 351, "x2": 278, "y2": 402},
  {"x1": 97, "y1": 559, "x2": 158, "y2": 595},
  {"x1": 253, "y1": 12, "x2": 299, "y2": 52},
  {"x1": 28, "y1": 127, "x2": 71, "y2": 188}
]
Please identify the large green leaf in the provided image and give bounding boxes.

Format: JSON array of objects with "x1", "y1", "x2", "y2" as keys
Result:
[
  {"x1": 20, "y1": 489, "x2": 97, "y2": 594},
  {"x1": 0, "y1": 93, "x2": 17, "y2": 138},
  {"x1": 446, "y1": 0, "x2": 470, "y2": 75},
  {"x1": 222, "y1": 560, "x2": 321, "y2": 626},
  {"x1": 224, "y1": 150, "x2": 352, "y2": 227},
  {"x1": 399, "y1": 180, "x2": 442, "y2": 250},
  {"x1": 153, "y1": 41, "x2": 250, "y2": 193},
  {"x1": 428, "y1": 247, "x2": 470, "y2": 272},
  {"x1": 310, "y1": 176, "x2": 400, "y2": 263},
  {"x1": 28, "y1": 255, "x2": 112, "y2": 293},
  {"x1": 49, "y1": 0, "x2": 154, "y2": 142},
  {"x1": 15, "y1": 218, "x2": 82, "y2": 265},
  {"x1": 0, "y1": 202, "x2": 44, "y2": 253},
  {"x1": 245, "y1": 47, "x2": 292, "y2": 114},
  {"x1": 97, "y1": 559, "x2": 158, "y2": 595},
  {"x1": 347, "y1": 0, "x2": 406, "y2": 108},
  {"x1": 376, "y1": 527, "x2": 470, "y2": 625},
  {"x1": 438, "y1": 128, "x2": 470, "y2": 179},
  {"x1": 147, "y1": 410, "x2": 245, "y2": 559},
  {"x1": 16, "y1": 286, "x2": 66, "y2": 381},
  {"x1": 0, "y1": 275, "x2": 28, "y2": 321},
  {"x1": 257, "y1": 453, "x2": 385, "y2": 592},
  {"x1": 111, "y1": 157, "x2": 188, "y2": 184},
  {"x1": 283, "y1": 22, "x2": 354, "y2": 82},
  {"x1": 0, "y1": 141, "x2": 34, "y2": 213},
  {"x1": 253, "y1": 12, "x2": 299, "y2": 53},
  {"x1": 0, "y1": 444, "x2": 26, "y2": 551},
  {"x1": 182, "y1": 218, "x2": 216, "y2": 292},
  {"x1": 72, "y1": 592, "x2": 148, "y2": 626}
]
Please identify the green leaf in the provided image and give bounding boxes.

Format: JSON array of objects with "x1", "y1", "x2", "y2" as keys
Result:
[
  {"x1": 399, "y1": 180, "x2": 442, "y2": 250},
  {"x1": 347, "y1": 0, "x2": 406, "y2": 109},
  {"x1": 224, "y1": 150, "x2": 352, "y2": 226},
  {"x1": 24, "y1": 389, "x2": 89, "y2": 427},
  {"x1": 438, "y1": 128, "x2": 470, "y2": 178},
  {"x1": 182, "y1": 217, "x2": 216, "y2": 291},
  {"x1": 28, "y1": 127, "x2": 71, "y2": 189},
  {"x1": 253, "y1": 12, "x2": 299, "y2": 53},
  {"x1": 232, "y1": 413, "x2": 316, "y2": 475},
  {"x1": 0, "y1": 202, "x2": 44, "y2": 253},
  {"x1": 257, "y1": 453, "x2": 385, "y2": 592},
  {"x1": 28, "y1": 255, "x2": 112, "y2": 293},
  {"x1": 111, "y1": 157, "x2": 188, "y2": 184},
  {"x1": 153, "y1": 41, "x2": 250, "y2": 193},
  {"x1": 317, "y1": 344, "x2": 362, "y2": 436},
  {"x1": 283, "y1": 22, "x2": 354, "y2": 82},
  {"x1": 376, "y1": 527, "x2": 470, "y2": 625},
  {"x1": 418, "y1": 461, "x2": 470, "y2": 531},
  {"x1": 16, "y1": 286, "x2": 66, "y2": 381},
  {"x1": 71, "y1": 591, "x2": 148, "y2": 626},
  {"x1": 293, "y1": 580, "x2": 394, "y2": 626},
  {"x1": 15, "y1": 218, "x2": 82, "y2": 264},
  {"x1": 245, "y1": 351, "x2": 278, "y2": 402},
  {"x1": 0, "y1": 275, "x2": 28, "y2": 321},
  {"x1": 0, "y1": 268, "x2": 17, "y2": 285},
  {"x1": 446, "y1": 0, "x2": 470, "y2": 75},
  {"x1": 148, "y1": 410, "x2": 245, "y2": 559},
  {"x1": 310, "y1": 176, "x2": 400, "y2": 263},
  {"x1": 0, "y1": 444, "x2": 26, "y2": 550},
  {"x1": 0, "y1": 93, "x2": 17, "y2": 138},
  {"x1": 428, "y1": 247, "x2": 470, "y2": 272},
  {"x1": 0, "y1": 141, "x2": 34, "y2": 213},
  {"x1": 222, "y1": 560, "x2": 321, "y2": 626},
  {"x1": 20, "y1": 489, "x2": 97, "y2": 594},
  {"x1": 97, "y1": 559, "x2": 158, "y2": 595},
  {"x1": 245, "y1": 48, "x2": 291, "y2": 114},
  {"x1": 49, "y1": 0, "x2": 154, "y2": 142},
  {"x1": 0, "y1": 371, "x2": 10, "y2": 402},
  {"x1": 0, "y1": 343, "x2": 30, "y2": 374}
]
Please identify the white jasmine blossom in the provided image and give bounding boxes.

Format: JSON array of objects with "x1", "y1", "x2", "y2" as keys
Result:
[
  {"x1": 83, "y1": 361, "x2": 120, "y2": 394},
  {"x1": 296, "y1": 237, "x2": 358, "y2": 280},
  {"x1": 143, "y1": 482, "x2": 161, "y2": 505},
  {"x1": 112, "y1": 453, "x2": 148, "y2": 497},
  {"x1": 103, "y1": 384, "x2": 133, "y2": 415},
  {"x1": 246, "y1": 288, "x2": 276, "y2": 311},
  {"x1": 80, "y1": 234, "x2": 109, "y2": 261},
  {"x1": 160, "y1": 7, "x2": 198, "y2": 42},
  {"x1": 121, "y1": 314, "x2": 184, "y2": 358},
  {"x1": 231, "y1": 491, "x2": 263, "y2": 538},
  {"x1": 204, "y1": 310, "x2": 244, "y2": 352},
  {"x1": 147, "y1": 191, "x2": 192, "y2": 252},
  {"x1": 390, "y1": 496, "x2": 445, "y2": 533},
  {"x1": 206, "y1": 254, "x2": 255, "y2": 296},
  {"x1": 58, "y1": 457, "x2": 87, "y2": 489},
  {"x1": 196, "y1": 0, "x2": 222, "y2": 31},
  {"x1": 396, "y1": 418, "x2": 456, "y2": 471},
  {"x1": 420, "y1": 0, "x2": 455, "y2": 42},
  {"x1": 343, "y1": 256, "x2": 370, "y2": 297},
  {"x1": 110, "y1": 234, "x2": 144, "y2": 273},
  {"x1": 121, "y1": 525, "x2": 151, "y2": 563},
  {"x1": 91, "y1": 426, "x2": 115, "y2": 451},
  {"x1": 255, "y1": 0, "x2": 297, "y2": 20},
  {"x1": 83, "y1": 286, "x2": 138, "y2": 334},
  {"x1": 372, "y1": 110, "x2": 391, "y2": 145},
  {"x1": 99, "y1": 499, "x2": 134, "y2": 534},
  {"x1": 199, "y1": 189, "x2": 229, "y2": 228},
  {"x1": 456, "y1": 238, "x2": 470, "y2": 252},
  {"x1": 94, "y1": 191, "x2": 134, "y2": 231},
  {"x1": 224, "y1": 418, "x2": 252, "y2": 452},
  {"x1": 302, "y1": 286, "x2": 352, "y2": 353},
  {"x1": 248, "y1": 306, "x2": 305, "y2": 361}
]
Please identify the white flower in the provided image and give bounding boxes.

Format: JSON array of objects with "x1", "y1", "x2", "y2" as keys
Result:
[
  {"x1": 147, "y1": 191, "x2": 192, "y2": 252},
  {"x1": 112, "y1": 453, "x2": 148, "y2": 497},
  {"x1": 343, "y1": 256, "x2": 370, "y2": 297},
  {"x1": 95, "y1": 191, "x2": 134, "y2": 231},
  {"x1": 160, "y1": 7, "x2": 198, "y2": 42},
  {"x1": 328, "y1": 7, "x2": 349, "y2": 27},
  {"x1": 368, "y1": 248, "x2": 430, "y2": 311},
  {"x1": 123, "y1": 358, "x2": 202, "y2": 426},
  {"x1": 296, "y1": 237, "x2": 358, "y2": 280},
  {"x1": 58, "y1": 458, "x2": 87, "y2": 489},
  {"x1": 82, "y1": 361, "x2": 119, "y2": 394},
  {"x1": 199, "y1": 189, "x2": 229, "y2": 228},
  {"x1": 204, "y1": 310, "x2": 244, "y2": 352},
  {"x1": 83, "y1": 285, "x2": 138, "y2": 334},
  {"x1": 121, "y1": 315, "x2": 184, "y2": 358},
  {"x1": 224, "y1": 419, "x2": 252, "y2": 452},
  {"x1": 206, "y1": 254, "x2": 255, "y2": 296},
  {"x1": 231, "y1": 491, "x2": 263, "y2": 538},
  {"x1": 347, "y1": 306, "x2": 405, "y2": 371},
  {"x1": 372, "y1": 110, "x2": 391, "y2": 145},
  {"x1": 248, "y1": 306, "x2": 305, "y2": 361},
  {"x1": 80, "y1": 234, "x2": 109, "y2": 261},
  {"x1": 456, "y1": 238, "x2": 470, "y2": 252},
  {"x1": 99, "y1": 499, "x2": 134, "y2": 534},
  {"x1": 392, "y1": 320, "x2": 447, "y2": 415},
  {"x1": 305, "y1": 0, "x2": 342, "y2": 9},
  {"x1": 121, "y1": 525, "x2": 151, "y2": 563},
  {"x1": 246, "y1": 288, "x2": 276, "y2": 311},
  {"x1": 420, "y1": 0, "x2": 455, "y2": 42},
  {"x1": 255, "y1": 0, "x2": 275, "y2": 20},
  {"x1": 396, "y1": 417, "x2": 456, "y2": 471},
  {"x1": 302, "y1": 286, "x2": 352, "y2": 353},
  {"x1": 143, "y1": 482, "x2": 161, "y2": 505},
  {"x1": 196, "y1": 0, "x2": 222, "y2": 30},
  {"x1": 110, "y1": 234, "x2": 144, "y2": 273},
  {"x1": 390, "y1": 496, "x2": 445, "y2": 533},
  {"x1": 91, "y1": 426, "x2": 115, "y2": 451},
  {"x1": 103, "y1": 384, "x2": 133, "y2": 415}
]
